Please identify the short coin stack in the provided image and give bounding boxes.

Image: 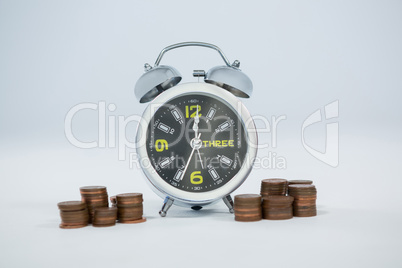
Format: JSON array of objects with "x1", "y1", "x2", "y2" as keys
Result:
[
  {"x1": 234, "y1": 194, "x2": 262, "y2": 222},
  {"x1": 262, "y1": 196, "x2": 294, "y2": 220},
  {"x1": 260, "y1": 179, "x2": 288, "y2": 197},
  {"x1": 288, "y1": 184, "x2": 317, "y2": 217},
  {"x1": 80, "y1": 186, "x2": 109, "y2": 222},
  {"x1": 93, "y1": 207, "x2": 118, "y2": 227},
  {"x1": 58, "y1": 201, "x2": 89, "y2": 229},
  {"x1": 116, "y1": 193, "x2": 146, "y2": 223}
]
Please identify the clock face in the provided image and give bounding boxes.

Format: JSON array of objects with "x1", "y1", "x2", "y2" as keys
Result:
[{"x1": 146, "y1": 93, "x2": 248, "y2": 193}]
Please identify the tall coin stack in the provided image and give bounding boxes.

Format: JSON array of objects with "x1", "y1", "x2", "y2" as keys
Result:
[
  {"x1": 234, "y1": 194, "x2": 262, "y2": 222},
  {"x1": 260, "y1": 179, "x2": 288, "y2": 197},
  {"x1": 288, "y1": 184, "x2": 317, "y2": 217},
  {"x1": 262, "y1": 196, "x2": 294, "y2": 220},
  {"x1": 58, "y1": 201, "x2": 89, "y2": 229},
  {"x1": 80, "y1": 186, "x2": 109, "y2": 223},
  {"x1": 116, "y1": 193, "x2": 146, "y2": 223},
  {"x1": 93, "y1": 207, "x2": 118, "y2": 227}
]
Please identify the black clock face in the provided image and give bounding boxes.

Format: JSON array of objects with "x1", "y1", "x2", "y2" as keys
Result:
[{"x1": 146, "y1": 93, "x2": 248, "y2": 193}]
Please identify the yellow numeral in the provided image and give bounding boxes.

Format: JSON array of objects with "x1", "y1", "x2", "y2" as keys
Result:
[
  {"x1": 185, "y1": 105, "x2": 202, "y2": 118},
  {"x1": 190, "y1": 171, "x2": 203, "y2": 184},
  {"x1": 155, "y1": 139, "x2": 168, "y2": 152}
]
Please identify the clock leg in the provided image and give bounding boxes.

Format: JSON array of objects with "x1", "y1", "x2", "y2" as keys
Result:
[
  {"x1": 222, "y1": 195, "x2": 234, "y2": 213},
  {"x1": 159, "y1": 196, "x2": 174, "y2": 217}
]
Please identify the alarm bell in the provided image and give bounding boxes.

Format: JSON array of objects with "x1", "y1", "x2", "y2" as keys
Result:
[{"x1": 134, "y1": 42, "x2": 253, "y2": 103}]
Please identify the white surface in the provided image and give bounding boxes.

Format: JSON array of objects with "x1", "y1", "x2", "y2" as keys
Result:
[
  {"x1": 1, "y1": 138, "x2": 401, "y2": 268},
  {"x1": 1, "y1": 1, "x2": 402, "y2": 267}
]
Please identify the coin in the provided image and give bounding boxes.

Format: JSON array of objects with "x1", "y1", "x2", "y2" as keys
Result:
[
  {"x1": 288, "y1": 180, "x2": 313, "y2": 185},
  {"x1": 57, "y1": 201, "x2": 87, "y2": 211},
  {"x1": 262, "y1": 179, "x2": 287, "y2": 184},
  {"x1": 119, "y1": 217, "x2": 147, "y2": 224},
  {"x1": 116, "y1": 193, "x2": 143, "y2": 204},
  {"x1": 234, "y1": 194, "x2": 262, "y2": 204},
  {"x1": 59, "y1": 223, "x2": 88, "y2": 229},
  {"x1": 92, "y1": 223, "x2": 116, "y2": 227},
  {"x1": 79, "y1": 186, "x2": 107, "y2": 192}
]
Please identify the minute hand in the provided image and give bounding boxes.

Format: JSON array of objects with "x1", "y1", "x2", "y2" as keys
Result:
[
  {"x1": 193, "y1": 106, "x2": 204, "y2": 168},
  {"x1": 192, "y1": 105, "x2": 200, "y2": 138}
]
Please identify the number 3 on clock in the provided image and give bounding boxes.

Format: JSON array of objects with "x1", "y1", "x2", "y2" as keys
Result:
[
  {"x1": 190, "y1": 171, "x2": 203, "y2": 184},
  {"x1": 185, "y1": 105, "x2": 202, "y2": 118}
]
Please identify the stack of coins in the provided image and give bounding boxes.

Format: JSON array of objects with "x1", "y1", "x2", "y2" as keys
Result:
[
  {"x1": 288, "y1": 184, "x2": 317, "y2": 217},
  {"x1": 80, "y1": 186, "x2": 109, "y2": 222},
  {"x1": 116, "y1": 193, "x2": 146, "y2": 223},
  {"x1": 262, "y1": 196, "x2": 294, "y2": 220},
  {"x1": 58, "y1": 201, "x2": 89, "y2": 229},
  {"x1": 93, "y1": 207, "x2": 118, "y2": 227},
  {"x1": 288, "y1": 180, "x2": 313, "y2": 185},
  {"x1": 260, "y1": 179, "x2": 288, "y2": 197},
  {"x1": 234, "y1": 194, "x2": 262, "y2": 222}
]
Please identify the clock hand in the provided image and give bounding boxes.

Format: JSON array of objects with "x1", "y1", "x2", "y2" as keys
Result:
[
  {"x1": 196, "y1": 148, "x2": 204, "y2": 169},
  {"x1": 180, "y1": 133, "x2": 201, "y2": 181},
  {"x1": 192, "y1": 106, "x2": 203, "y2": 169},
  {"x1": 192, "y1": 105, "x2": 200, "y2": 139}
]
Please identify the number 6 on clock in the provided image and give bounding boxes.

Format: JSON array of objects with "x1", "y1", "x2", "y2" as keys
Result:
[{"x1": 190, "y1": 171, "x2": 203, "y2": 184}]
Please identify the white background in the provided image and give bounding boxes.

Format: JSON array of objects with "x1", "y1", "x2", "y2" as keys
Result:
[{"x1": 1, "y1": 1, "x2": 401, "y2": 267}]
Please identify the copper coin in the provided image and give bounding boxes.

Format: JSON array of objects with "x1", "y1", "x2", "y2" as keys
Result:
[
  {"x1": 118, "y1": 214, "x2": 143, "y2": 219},
  {"x1": 79, "y1": 186, "x2": 107, "y2": 192},
  {"x1": 93, "y1": 223, "x2": 116, "y2": 227},
  {"x1": 288, "y1": 184, "x2": 316, "y2": 190},
  {"x1": 288, "y1": 180, "x2": 313, "y2": 185},
  {"x1": 118, "y1": 217, "x2": 147, "y2": 224},
  {"x1": 116, "y1": 193, "x2": 143, "y2": 200},
  {"x1": 59, "y1": 223, "x2": 88, "y2": 229},
  {"x1": 116, "y1": 203, "x2": 143, "y2": 208},
  {"x1": 263, "y1": 195, "x2": 294, "y2": 202},
  {"x1": 235, "y1": 215, "x2": 262, "y2": 222},
  {"x1": 94, "y1": 207, "x2": 117, "y2": 214},
  {"x1": 234, "y1": 194, "x2": 262, "y2": 205},
  {"x1": 57, "y1": 201, "x2": 87, "y2": 211},
  {"x1": 294, "y1": 211, "x2": 317, "y2": 217},
  {"x1": 261, "y1": 178, "x2": 287, "y2": 184},
  {"x1": 93, "y1": 218, "x2": 117, "y2": 224}
]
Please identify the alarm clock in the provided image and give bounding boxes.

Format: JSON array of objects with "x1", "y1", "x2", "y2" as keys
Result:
[{"x1": 134, "y1": 42, "x2": 257, "y2": 217}]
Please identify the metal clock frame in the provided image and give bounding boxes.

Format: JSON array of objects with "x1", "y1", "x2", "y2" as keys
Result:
[{"x1": 136, "y1": 82, "x2": 258, "y2": 216}]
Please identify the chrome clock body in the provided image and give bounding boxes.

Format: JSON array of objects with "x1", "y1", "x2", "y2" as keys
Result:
[
  {"x1": 136, "y1": 83, "x2": 257, "y2": 213},
  {"x1": 134, "y1": 42, "x2": 256, "y2": 216}
]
